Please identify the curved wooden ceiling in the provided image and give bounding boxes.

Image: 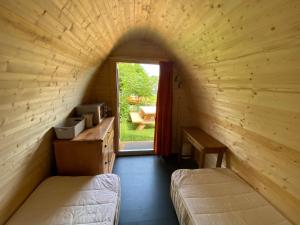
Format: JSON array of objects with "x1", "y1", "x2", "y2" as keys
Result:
[{"x1": 0, "y1": 0, "x2": 299, "y2": 224}]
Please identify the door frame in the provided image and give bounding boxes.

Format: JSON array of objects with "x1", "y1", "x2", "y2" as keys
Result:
[{"x1": 114, "y1": 59, "x2": 160, "y2": 155}]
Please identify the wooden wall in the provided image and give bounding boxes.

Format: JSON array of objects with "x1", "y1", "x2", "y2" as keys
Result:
[
  {"x1": 164, "y1": 2, "x2": 300, "y2": 223},
  {"x1": 0, "y1": 0, "x2": 299, "y2": 224},
  {"x1": 0, "y1": 1, "x2": 106, "y2": 223}
]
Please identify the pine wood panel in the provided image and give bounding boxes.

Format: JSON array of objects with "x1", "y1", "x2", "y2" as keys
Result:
[
  {"x1": 0, "y1": 0, "x2": 299, "y2": 224},
  {"x1": 0, "y1": 0, "x2": 102, "y2": 223}
]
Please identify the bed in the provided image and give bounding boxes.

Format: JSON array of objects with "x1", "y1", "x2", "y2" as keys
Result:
[
  {"x1": 171, "y1": 168, "x2": 291, "y2": 225},
  {"x1": 6, "y1": 174, "x2": 121, "y2": 225}
]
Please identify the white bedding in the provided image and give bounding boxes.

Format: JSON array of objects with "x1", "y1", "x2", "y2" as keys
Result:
[
  {"x1": 6, "y1": 174, "x2": 121, "y2": 225},
  {"x1": 171, "y1": 168, "x2": 291, "y2": 225}
]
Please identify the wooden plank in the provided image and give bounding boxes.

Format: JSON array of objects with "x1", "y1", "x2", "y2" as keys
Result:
[{"x1": 0, "y1": 0, "x2": 299, "y2": 224}]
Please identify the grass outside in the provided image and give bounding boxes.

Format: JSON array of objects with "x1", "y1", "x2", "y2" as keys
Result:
[{"x1": 120, "y1": 121, "x2": 155, "y2": 141}]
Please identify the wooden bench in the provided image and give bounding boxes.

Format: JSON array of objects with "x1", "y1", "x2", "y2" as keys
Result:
[
  {"x1": 129, "y1": 112, "x2": 155, "y2": 130},
  {"x1": 179, "y1": 127, "x2": 227, "y2": 167}
]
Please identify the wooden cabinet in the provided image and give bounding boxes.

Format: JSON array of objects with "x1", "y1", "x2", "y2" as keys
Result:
[{"x1": 54, "y1": 117, "x2": 115, "y2": 175}]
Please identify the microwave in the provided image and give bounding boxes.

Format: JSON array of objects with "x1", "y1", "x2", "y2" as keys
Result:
[{"x1": 76, "y1": 103, "x2": 107, "y2": 125}]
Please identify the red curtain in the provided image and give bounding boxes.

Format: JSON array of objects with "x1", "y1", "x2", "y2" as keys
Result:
[{"x1": 154, "y1": 61, "x2": 173, "y2": 156}]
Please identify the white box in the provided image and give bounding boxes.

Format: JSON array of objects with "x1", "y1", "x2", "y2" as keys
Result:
[{"x1": 54, "y1": 118, "x2": 85, "y2": 139}]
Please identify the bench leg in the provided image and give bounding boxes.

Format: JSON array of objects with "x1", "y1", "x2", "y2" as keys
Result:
[
  {"x1": 178, "y1": 141, "x2": 184, "y2": 164},
  {"x1": 136, "y1": 124, "x2": 145, "y2": 130},
  {"x1": 199, "y1": 150, "x2": 206, "y2": 168},
  {"x1": 216, "y1": 151, "x2": 224, "y2": 167}
]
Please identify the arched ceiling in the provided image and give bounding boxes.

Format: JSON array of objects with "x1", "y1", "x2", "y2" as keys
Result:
[
  {"x1": 1, "y1": 0, "x2": 299, "y2": 82},
  {"x1": 2, "y1": 0, "x2": 298, "y2": 94},
  {"x1": 0, "y1": 0, "x2": 299, "y2": 224}
]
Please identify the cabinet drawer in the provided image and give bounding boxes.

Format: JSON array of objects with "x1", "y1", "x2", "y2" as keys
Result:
[
  {"x1": 103, "y1": 130, "x2": 114, "y2": 149},
  {"x1": 106, "y1": 129, "x2": 114, "y2": 143},
  {"x1": 102, "y1": 151, "x2": 109, "y2": 173}
]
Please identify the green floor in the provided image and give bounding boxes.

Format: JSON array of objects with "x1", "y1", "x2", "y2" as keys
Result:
[{"x1": 120, "y1": 121, "x2": 154, "y2": 141}]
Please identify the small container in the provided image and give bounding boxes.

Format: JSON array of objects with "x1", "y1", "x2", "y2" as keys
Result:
[
  {"x1": 54, "y1": 117, "x2": 85, "y2": 139},
  {"x1": 82, "y1": 113, "x2": 94, "y2": 128},
  {"x1": 76, "y1": 103, "x2": 106, "y2": 125}
]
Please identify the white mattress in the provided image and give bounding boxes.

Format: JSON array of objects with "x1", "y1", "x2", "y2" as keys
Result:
[
  {"x1": 171, "y1": 169, "x2": 291, "y2": 225},
  {"x1": 6, "y1": 174, "x2": 121, "y2": 225}
]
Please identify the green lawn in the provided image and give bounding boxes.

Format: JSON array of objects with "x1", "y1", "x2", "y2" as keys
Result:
[{"x1": 120, "y1": 121, "x2": 155, "y2": 141}]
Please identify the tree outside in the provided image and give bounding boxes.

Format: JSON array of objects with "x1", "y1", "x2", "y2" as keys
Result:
[{"x1": 118, "y1": 63, "x2": 158, "y2": 142}]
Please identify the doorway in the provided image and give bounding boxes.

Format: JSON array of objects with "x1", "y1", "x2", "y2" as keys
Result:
[{"x1": 117, "y1": 62, "x2": 159, "y2": 153}]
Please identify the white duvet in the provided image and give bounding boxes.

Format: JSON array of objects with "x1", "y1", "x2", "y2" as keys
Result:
[
  {"x1": 171, "y1": 168, "x2": 291, "y2": 225},
  {"x1": 6, "y1": 174, "x2": 121, "y2": 225}
]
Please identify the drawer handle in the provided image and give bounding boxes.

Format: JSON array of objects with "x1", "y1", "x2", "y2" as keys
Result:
[
  {"x1": 105, "y1": 162, "x2": 108, "y2": 164},
  {"x1": 105, "y1": 144, "x2": 107, "y2": 148}
]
